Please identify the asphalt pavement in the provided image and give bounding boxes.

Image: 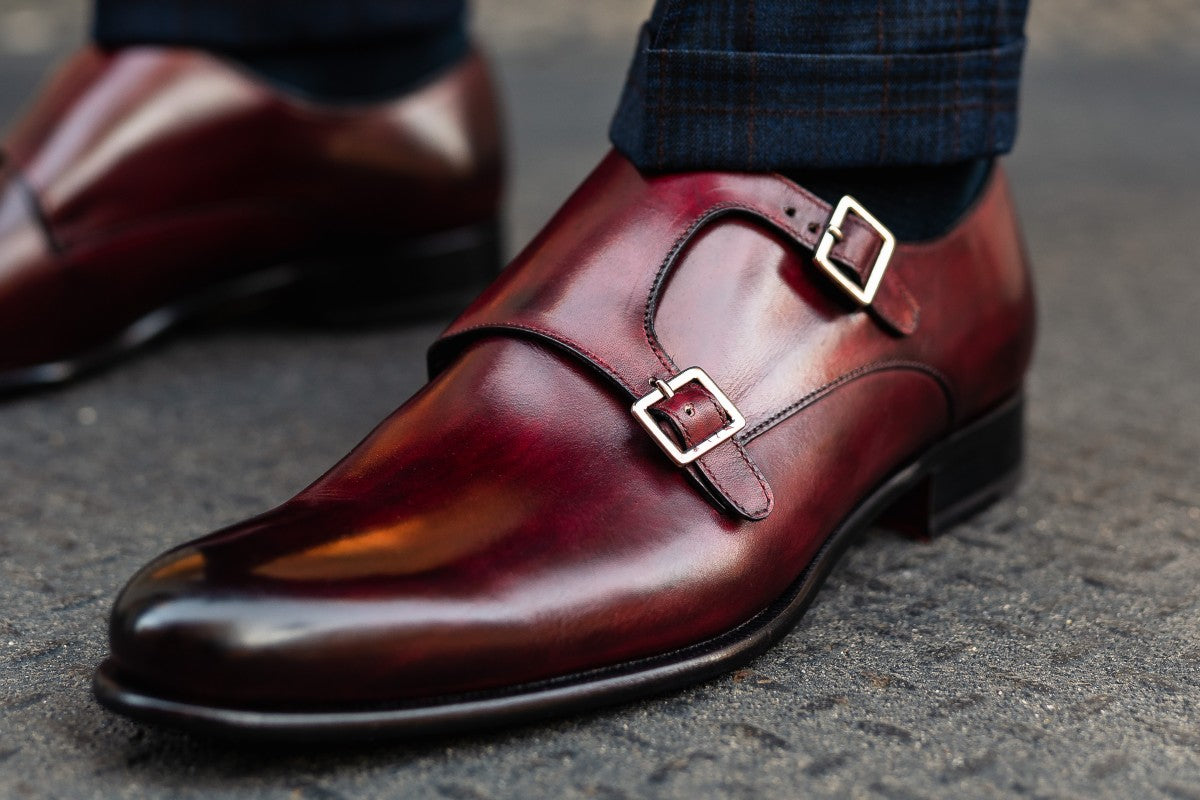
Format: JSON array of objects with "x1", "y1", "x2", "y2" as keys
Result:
[{"x1": 2, "y1": 5, "x2": 1200, "y2": 799}]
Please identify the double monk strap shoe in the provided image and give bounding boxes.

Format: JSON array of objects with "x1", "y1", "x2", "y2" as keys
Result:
[
  {"x1": 0, "y1": 45, "x2": 503, "y2": 394},
  {"x1": 95, "y1": 152, "x2": 1035, "y2": 739}
]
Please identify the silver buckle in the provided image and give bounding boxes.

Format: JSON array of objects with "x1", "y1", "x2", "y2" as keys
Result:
[
  {"x1": 813, "y1": 195, "x2": 896, "y2": 307},
  {"x1": 631, "y1": 367, "x2": 746, "y2": 466}
]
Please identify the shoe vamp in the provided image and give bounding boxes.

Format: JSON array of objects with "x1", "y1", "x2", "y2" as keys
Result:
[{"x1": 111, "y1": 339, "x2": 831, "y2": 705}]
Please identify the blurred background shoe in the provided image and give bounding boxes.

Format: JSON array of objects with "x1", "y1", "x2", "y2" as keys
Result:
[{"x1": 0, "y1": 44, "x2": 504, "y2": 394}]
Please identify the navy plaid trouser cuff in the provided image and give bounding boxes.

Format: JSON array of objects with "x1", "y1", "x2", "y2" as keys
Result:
[{"x1": 610, "y1": 25, "x2": 1026, "y2": 171}]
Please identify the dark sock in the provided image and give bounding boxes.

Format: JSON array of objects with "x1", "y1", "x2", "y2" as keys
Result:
[
  {"x1": 213, "y1": 28, "x2": 469, "y2": 104},
  {"x1": 787, "y1": 159, "x2": 992, "y2": 241}
]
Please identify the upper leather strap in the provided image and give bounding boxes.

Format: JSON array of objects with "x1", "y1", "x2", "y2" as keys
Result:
[{"x1": 430, "y1": 153, "x2": 921, "y2": 520}]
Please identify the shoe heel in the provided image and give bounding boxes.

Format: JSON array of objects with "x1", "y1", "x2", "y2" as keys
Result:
[
  {"x1": 287, "y1": 218, "x2": 503, "y2": 324},
  {"x1": 880, "y1": 394, "x2": 1025, "y2": 539}
]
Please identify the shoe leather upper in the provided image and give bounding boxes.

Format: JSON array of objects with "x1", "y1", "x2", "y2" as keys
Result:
[
  {"x1": 0, "y1": 45, "x2": 503, "y2": 371},
  {"x1": 107, "y1": 152, "x2": 1035, "y2": 709}
]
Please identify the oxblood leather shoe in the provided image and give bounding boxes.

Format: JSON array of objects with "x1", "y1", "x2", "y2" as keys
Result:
[
  {"x1": 95, "y1": 152, "x2": 1034, "y2": 739},
  {"x1": 0, "y1": 45, "x2": 503, "y2": 393}
]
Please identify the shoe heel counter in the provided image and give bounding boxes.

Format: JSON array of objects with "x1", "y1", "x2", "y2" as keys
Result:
[
  {"x1": 999, "y1": 165, "x2": 1038, "y2": 390},
  {"x1": 951, "y1": 163, "x2": 1037, "y2": 423}
]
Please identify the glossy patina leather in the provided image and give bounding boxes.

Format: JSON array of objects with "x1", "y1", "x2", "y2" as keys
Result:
[
  {"x1": 0, "y1": 45, "x2": 502, "y2": 372},
  {"x1": 107, "y1": 152, "x2": 1034, "y2": 709}
]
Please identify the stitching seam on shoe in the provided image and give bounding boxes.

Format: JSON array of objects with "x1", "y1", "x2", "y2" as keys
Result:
[
  {"x1": 440, "y1": 322, "x2": 639, "y2": 395},
  {"x1": 738, "y1": 359, "x2": 955, "y2": 442}
]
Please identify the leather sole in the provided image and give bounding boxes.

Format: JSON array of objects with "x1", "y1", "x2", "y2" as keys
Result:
[
  {"x1": 93, "y1": 393, "x2": 1024, "y2": 741},
  {"x1": 0, "y1": 220, "x2": 502, "y2": 397}
]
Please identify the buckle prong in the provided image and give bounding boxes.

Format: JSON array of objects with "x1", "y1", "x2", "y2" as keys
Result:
[{"x1": 632, "y1": 367, "x2": 746, "y2": 466}]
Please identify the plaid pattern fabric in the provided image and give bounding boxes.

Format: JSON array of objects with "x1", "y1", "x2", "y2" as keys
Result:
[
  {"x1": 611, "y1": 0, "x2": 1031, "y2": 170},
  {"x1": 93, "y1": 0, "x2": 466, "y2": 49}
]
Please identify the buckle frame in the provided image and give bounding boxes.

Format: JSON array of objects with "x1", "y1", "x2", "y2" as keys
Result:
[
  {"x1": 631, "y1": 367, "x2": 746, "y2": 466},
  {"x1": 813, "y1": 195, "x2": 895, "y2": 307}
]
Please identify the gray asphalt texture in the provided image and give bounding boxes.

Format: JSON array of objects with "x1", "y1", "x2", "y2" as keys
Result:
[{"x1": 3, "y1": 17, "x2": 1200, "y2": 800}]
